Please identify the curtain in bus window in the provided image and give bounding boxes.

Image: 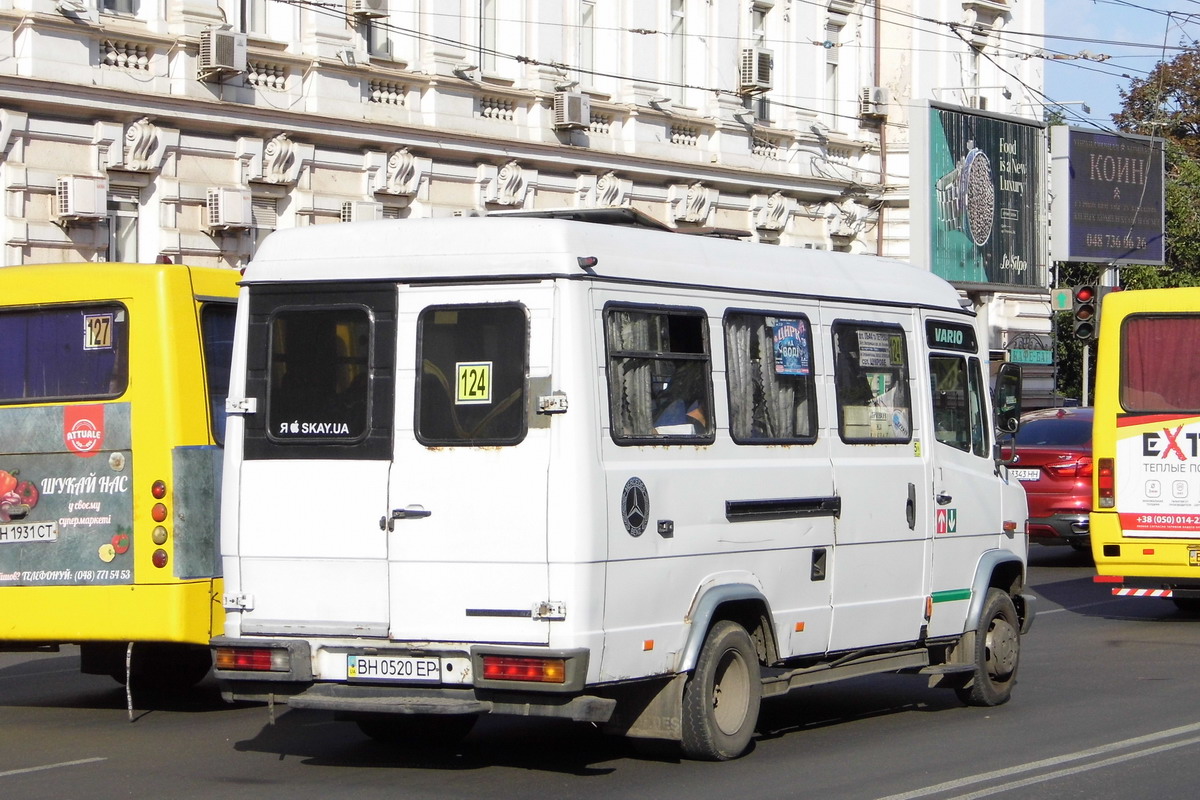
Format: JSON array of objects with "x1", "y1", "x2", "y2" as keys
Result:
[
  {"x1": 605, "y1": 307, "x2": 712, "y2": 441},
  {"x1": 725, "y1": 313, "x2": 816, "y2": 443},
  {"x1": 1122, "y1": 316, "x2": 1200, "y2": 412},
  {"x1": 415, "y1": 305, "x2": 528, "y2": 446},
  {"x1": 0, "y1": 306, "x2": 128, "y2": 403}
]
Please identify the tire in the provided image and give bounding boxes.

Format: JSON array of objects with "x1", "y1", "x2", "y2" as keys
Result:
[
  {"x1": 680, "y1": 620, "x2": 762, "y2": 761},
  {"x1": 106, "y1": 643, "x2": 212, "y2": 693},
  {"x1": 354, "y1": 713, "x2": 477, "y2": 746},
  {"x1": 955, "y1": 588, "x2": 1020, "y2": 707},
  {"x1": 1172, "y1": 597, "x2": 1200, "y2": 614}
]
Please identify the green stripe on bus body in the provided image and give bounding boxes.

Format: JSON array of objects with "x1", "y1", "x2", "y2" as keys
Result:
[{"x1": 932, "y1": 589, "x2": 972, "y2": 603}]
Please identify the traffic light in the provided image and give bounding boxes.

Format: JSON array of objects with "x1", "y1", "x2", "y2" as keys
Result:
[{"x1": 1072, "y1": 284, "x2": 1097, "y2": 340}]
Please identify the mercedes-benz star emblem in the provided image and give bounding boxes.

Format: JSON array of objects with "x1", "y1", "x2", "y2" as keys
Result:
[{"x1": 621, "y1": 477, "x2": 649, "y2": 537}]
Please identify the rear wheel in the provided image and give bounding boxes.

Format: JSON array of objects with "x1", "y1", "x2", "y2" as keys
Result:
[
  {"x1": 680, "y1": 620, "x2": 762, "y2": 761},
  {"x1": 955, "y1": 588, "x2": 1020, "y2": 707},
  {"x1": 1172, "y1": 597, "x2": 1200, "y2": 614},
  {"x1": 354, "y1": 713, "x2": 477, "y2": 746}
]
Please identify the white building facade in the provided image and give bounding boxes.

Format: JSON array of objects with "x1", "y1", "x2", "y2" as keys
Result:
[{"x1": 0, "y1": 0, "x2": 1050, "y2": 394}]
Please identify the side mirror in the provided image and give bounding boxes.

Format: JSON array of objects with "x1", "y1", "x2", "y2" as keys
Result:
[{"x1": 993, "y1": 362, "x2": 1022, "y2": 435}]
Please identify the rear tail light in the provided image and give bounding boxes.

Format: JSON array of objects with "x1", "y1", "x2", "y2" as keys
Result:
[
  {"x1": 1097, "y1": 457, "x2": 1115, "y2": 508},
  {"x1": 1043, "y1": 456, "x2": 1093, "y2": 478},
  {"x1": 481, "y1": 655, "x2": 566, "y2": 683},
  {"x1": 215, "y1": 646, "x2": 290, "y2": 672}
]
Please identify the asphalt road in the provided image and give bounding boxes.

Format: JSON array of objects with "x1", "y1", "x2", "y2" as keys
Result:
[{"x1": 3, "y1": 545, "x2": 1199, "y2": 800}]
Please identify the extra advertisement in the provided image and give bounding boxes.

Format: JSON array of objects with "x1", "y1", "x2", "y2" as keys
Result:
[
  {"x1": 0, "y1": 404, "x2": 134, "y2": 586},
  {"x1": 1116, "y1": 413, "x2": 1200, "y2": 538}
]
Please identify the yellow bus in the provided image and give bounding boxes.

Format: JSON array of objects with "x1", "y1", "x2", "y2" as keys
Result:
[
  {"x1": 1091, "y1": 287, "x2": 1200, "y2": 612},
  {"x1": 0, "y1": 262, "x2": 238, "y2": 688}
]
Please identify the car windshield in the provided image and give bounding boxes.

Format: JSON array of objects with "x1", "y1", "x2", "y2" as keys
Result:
[{"x1": 1016, "y1": 416, "x2": 1091, "y2": 447}]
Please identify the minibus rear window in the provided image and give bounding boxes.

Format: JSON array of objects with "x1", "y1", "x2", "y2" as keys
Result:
[
  {"x1": 267, "y1": 307, "x2": 372, "y2": 442},
  {"x1": 832, "y1": 321, "x2": 911, "y2": 443},
  {"x1": 0, "y1": 304, "x2": 128, "y2": 403},
  {"x1": 415, "y1": 304, "x2": 528, "y2": 446},
  {"x1": 1121, "y1": 314, "x2": 1200, "y2": 412}
]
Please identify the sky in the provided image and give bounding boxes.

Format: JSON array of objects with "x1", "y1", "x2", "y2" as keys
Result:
[{"x1": 1043, "y1": 0, "x2": 1200, "y2": 128}]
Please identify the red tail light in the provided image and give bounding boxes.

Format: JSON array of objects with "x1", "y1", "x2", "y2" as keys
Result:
[
  {"x1": 215, "y1": 647, "x2": 288, "y2": 671},
  {"x1": 481, "y1": 655, "x2": 566, "y2": 683},
  {"x1": 1097, "y1": 457, "x2": 1115, "y2": 508}
]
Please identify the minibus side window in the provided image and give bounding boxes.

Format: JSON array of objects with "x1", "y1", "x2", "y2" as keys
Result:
[
  {"x1": 415, "y1": 304, "x2": 528, "y2": 446},
  {"x1": 0, "y1": 304, "x2": 128, "y2": 403},
  {"x1": 930, "y1": 355, "x2": 988, "y2": 456},
  {"x1": 1121, "y1": 315, "x2": 1200, "y2": 412},
  {"x1": 200, "y1": 303, "x2": 236, "y2": 445},
  {"x1": 605, "y1": 306, "x2": 713, "y2": 443},
  {"x1": 832, "y1": 321, "x2": 911, "y2": 443},
  {"x1": 267, "y1": 307, "x2": 372, "y2": 442},
  {"x1": 725, "y1": 312, "x2": 817, "y2": 444}
]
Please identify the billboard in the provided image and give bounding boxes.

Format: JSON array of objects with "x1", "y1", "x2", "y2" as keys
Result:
[
  {"x1": 1050, "y1": 127, "x2": 1165, "y2": 265},
  {"x1": 911, "y1": 102, "x2": 1047, "y2": 291}
]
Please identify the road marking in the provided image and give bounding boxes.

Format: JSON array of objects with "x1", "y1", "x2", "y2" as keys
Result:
[
  {"x1": 875, "y1": 721, "x2": 1200, "y2": 800},
  {"x1": 0, "y1": 758, "x2": 106, "y2": 779}
]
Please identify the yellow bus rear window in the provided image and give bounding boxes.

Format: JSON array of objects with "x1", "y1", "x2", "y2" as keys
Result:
[{"x1": 0, "y1": 304, "x2": 128, "y2": 403}]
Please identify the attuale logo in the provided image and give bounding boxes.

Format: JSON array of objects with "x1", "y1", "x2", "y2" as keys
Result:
[{"x1": 64, "y1": 405, "x2": 105, "y2": 457}]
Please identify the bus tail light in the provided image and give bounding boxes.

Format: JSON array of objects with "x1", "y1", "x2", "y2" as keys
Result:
[
  {"x1": 215, "y1": 646, "x2": 290, "y2": 672},
  {"x1": 480, "y1": 655, "x2": 566, "y2": 684},
  {"x1": 1097, "y1": 457, "x2": 1115, "y2": 508}
]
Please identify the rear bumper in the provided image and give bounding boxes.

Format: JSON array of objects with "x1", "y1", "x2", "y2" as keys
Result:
[
  {"x1": 211, "y1": 635, "x2": 611, "y2": 722},
  {"x1": 1027, "y1": 513, "x2": 1089, "y2": 545}
]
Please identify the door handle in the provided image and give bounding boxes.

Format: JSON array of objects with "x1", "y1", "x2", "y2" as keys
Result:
[
  {"x1": 936, "y1": 493, "x2": 953, "y2": 506},
  {"x1": 379, "y1": 505, "x2": 432, "y2": 531}
]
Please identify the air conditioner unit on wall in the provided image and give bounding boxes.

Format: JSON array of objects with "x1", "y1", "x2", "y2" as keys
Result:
[
  {"x1": 969, "y1": 95, "x2": 988, "y2": 111},
  {"x1": 739, "y1": 47, "x2": 773, "y2": 94},
  {"x1": 206, "y1": 187, "x2": 253, "y2": 230},
  {"x1": 348, "y1": 0, "x2": 388, "y2": 18},
  {"x1": 859, "y1": 86, "x2": 890, "y2": 118},
  {"x1": 199, "y1": 28, "x2": 248, "y2": 79},
  {"x1": 341, "y1": 201, "x2": 384, "y2": 223},
  {"x1": 552, "y1": 92, "x2": 591, "y2": 130},
  {"x1": 55, "y1": 176, "x2": 108, "y2": 220}
]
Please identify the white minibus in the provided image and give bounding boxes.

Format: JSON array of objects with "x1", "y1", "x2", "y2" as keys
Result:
[{"x1": 213, "y1": 212, "x2": 1032, "y2": 760}]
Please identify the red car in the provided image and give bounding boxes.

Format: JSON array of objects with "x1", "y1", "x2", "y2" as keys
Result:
[{"x1": 1009, "y1": 406, "x2": 1093, "y2": 550}]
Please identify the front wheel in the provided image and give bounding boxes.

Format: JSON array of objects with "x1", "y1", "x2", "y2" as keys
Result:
[
  {"x1": 955, "y1": 588, "x2": 1020, "y2": 707},
  {"x1": 680, "y1": 620, "x2": 762, "y2": 761}
]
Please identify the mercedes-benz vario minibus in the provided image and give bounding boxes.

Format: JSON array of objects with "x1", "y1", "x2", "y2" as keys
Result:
[{"x1": 213, "y1": 213, "x2": 1032, "y2": 760}]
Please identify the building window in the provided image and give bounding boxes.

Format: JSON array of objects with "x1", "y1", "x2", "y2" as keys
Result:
[
  {"x1": 250, "y1": 197, "x2": 277, "y2": 259},
  {"x1": 824, "y1": 21, "x2": 842, "y2": 128},
  {"x1": 481, "y1": 0, "x2": 498, "y2": 73},
  {"x1": 579, "y1": 0, "x2": 595, "y2": 82},
  {"x1": 102, "y1": 0, "x2": 137, "y2": 15},
  {"x1": 107, "y1": 190, "x2": 138, "y2": 263},
  {"x1": 669, "y1": 0, "x2": 686, "y2": 102},
  {"x1": 241, "y1": 0, "x2": 267, "y2": 35}
]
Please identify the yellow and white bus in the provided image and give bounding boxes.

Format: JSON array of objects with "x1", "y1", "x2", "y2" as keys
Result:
[
  {"x1": 1092, "y1": 287, "x2": 1200, "y2": 612},
  {"x1": 0, "y1": 262, "x2": 238, "y2": 688}
]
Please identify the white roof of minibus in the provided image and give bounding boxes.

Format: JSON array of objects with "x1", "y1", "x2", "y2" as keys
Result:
[{"x1": 244, "y1": 217, "x2": 967, "y2": 313}]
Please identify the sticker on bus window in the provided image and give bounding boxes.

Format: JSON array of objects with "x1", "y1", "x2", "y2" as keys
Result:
[
  {"x1": 772, "y1": 319, "x2": 811, "y2": 376},
  {"x1": 857, "y1": 330, "x2": 900, "y2": 368},
  {"x1": 83, "y1": 313, "x2": 114, "y2": 350},
  {"x1": 456, "y1": 362, "x2": 492, "y2": 405}
]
